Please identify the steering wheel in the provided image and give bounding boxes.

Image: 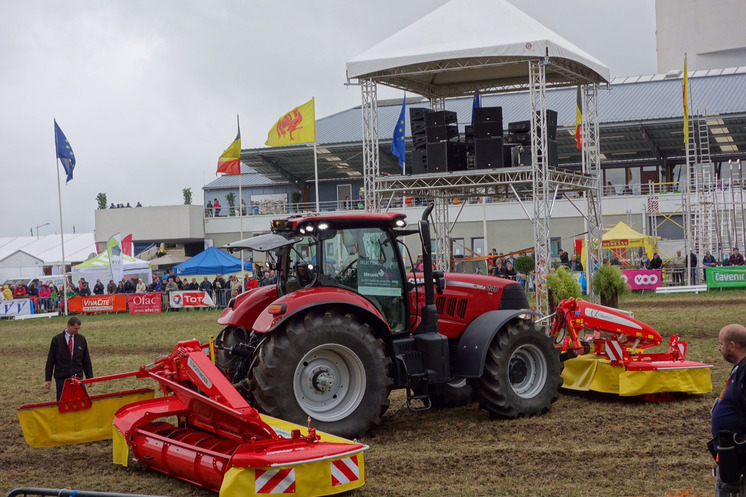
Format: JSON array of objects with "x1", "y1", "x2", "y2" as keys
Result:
[{"x1": 336, "y1": 258, "x2": 358, "y2": 287}]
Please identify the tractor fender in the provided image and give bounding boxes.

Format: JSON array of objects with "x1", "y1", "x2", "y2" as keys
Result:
[
  {"x1": 252, "y1": 287, "x2": 390, "y2": 336},
  {"x1": 452, "y1": 310, "x2": 540, "y2": 378}
]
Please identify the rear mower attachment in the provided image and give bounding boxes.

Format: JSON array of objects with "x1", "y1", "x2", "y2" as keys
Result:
[{"x1": 18, "y1": 339, "x2": 367, "y2": 497}]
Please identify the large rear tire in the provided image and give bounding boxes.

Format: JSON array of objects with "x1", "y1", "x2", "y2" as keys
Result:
[
  {"x1": 477, "y1": 319, "x2": 562, "y2": 418},
  {"x1": 250, "y1": 310, "x2": 392, "y2": 438}
]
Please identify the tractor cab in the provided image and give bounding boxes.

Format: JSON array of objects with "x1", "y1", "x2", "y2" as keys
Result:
[{"x1": 226, "y1": 213, "x2": 410, "y2": 333}]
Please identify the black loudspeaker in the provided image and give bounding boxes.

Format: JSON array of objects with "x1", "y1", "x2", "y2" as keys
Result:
[
  {"x1": 474, "y1": 138, "x2": 503, "y2": 169},
  {"x1": 507, "y1": 131, "x2": 531, "y2": 146},
  {"x1": 535, "y1": 109, "x2": 558, "y2": 140},
  {"x1": 413, "y1": 134, "x2": 428, "y2": 150},
  {"x1": 426, "y1": 125, "x2": 459, "y2": 143},
  {"x1": 541, "y1": 139, "x2": 558, "y2": 167},
  {"x1": 425, "y1": 110, "x2": 457, "y2": 127},
  {"x1": 509, "y1": 120, "x2": 531, "y2": 133},
  {"x1": 410, "y1": 108, "x2": 430, "y2": 151},
  {"x1": 412, "y1": 149, "x2": 428, "y2": 174},
  {"x1": 427, "y1": 142, "x2": 466, "y2": 173},
  {"x1": 474, "y1": 121, "x2": 503, "y2": 139},
  {"x1": 474, "y1": 106, "x2": 503, "y2": 123},
  {"x1": 410, "y1": 107, "x2": 430, "y2": 123}
]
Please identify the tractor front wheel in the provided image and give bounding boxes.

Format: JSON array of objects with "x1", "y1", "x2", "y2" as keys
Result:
[
  {"x1": 477, "y1": 319, "x2": 562, "y2": 418},
  {"x1": 250, "y1": 310, "x2": 392, "y2": 438}
]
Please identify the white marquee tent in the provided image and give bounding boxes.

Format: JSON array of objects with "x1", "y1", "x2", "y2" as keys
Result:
[{"x1": 72, "y1": 251, "x2": 153, "y2": 285}]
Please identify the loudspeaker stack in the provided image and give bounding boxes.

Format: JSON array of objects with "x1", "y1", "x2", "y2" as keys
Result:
[
  {"x1": 425, "y1": 110, "x2": 465, "y2": 173},
  {"x1": 473, "y1": 106, "x2": 503, "y2": 169}
]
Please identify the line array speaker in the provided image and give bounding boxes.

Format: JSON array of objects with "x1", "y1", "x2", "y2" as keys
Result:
[{"x1": 426, "y1": 141, "x2": 466, "y2": 173}]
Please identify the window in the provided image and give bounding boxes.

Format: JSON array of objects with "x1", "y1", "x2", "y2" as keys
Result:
[{"x1": 471, "y1": 237, "x2": 485, "y2": 256}]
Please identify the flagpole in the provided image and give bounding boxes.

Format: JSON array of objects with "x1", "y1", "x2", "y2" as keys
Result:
[
  {"x1": 314, "y1": 141, "x2": 320, "y2": 212},
  {"x1": 54, "y1": 139, "x2": 68, "y2": 317},
  {"x1": 684, "y1": 53, "x2": 692, "y2": 286}
]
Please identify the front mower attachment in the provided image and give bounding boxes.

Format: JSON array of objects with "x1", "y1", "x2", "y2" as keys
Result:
[{"x1": 552, "y1": 299, "x2": 712, "y2": 396}]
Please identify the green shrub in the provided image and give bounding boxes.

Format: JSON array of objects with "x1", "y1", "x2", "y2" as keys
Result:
[
  {"x1": 592, "y1": 264, "x2": 629, "y2": 302},
  {"x1": 546, "y1": 267, "x2": 582, "y2": 304}
]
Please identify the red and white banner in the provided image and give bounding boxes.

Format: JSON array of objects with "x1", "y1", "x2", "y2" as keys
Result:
[
  {"x1": 168, "y1": 291, "x2": 215, "y2": 308},
  {"x1": 255, "y1": 468, "x2": 296, "y2": 494},
  {"x1": 127, "y1": 293, "x2": 162, "y2": 314},
  {"x1": 68, "y1": 294, "x2": 127, "y2": 313},
  {"x1": 331, "y1": 455, "x2": 361, "y2": 487},
  {"x1": 621, "y1": 269, "x2": 662, "y2": 290}
]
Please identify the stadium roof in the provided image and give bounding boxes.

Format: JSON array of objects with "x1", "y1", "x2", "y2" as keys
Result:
[{"x1": 233, "y1": 68, "x2": 746, "y2": 186}]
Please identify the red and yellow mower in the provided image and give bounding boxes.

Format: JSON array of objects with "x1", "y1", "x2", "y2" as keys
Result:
[
  {"x1": 17, "y1": 339, "x2": 367, "y2": 497},
  {"x1": 551, "y1": 299, "x2": 712, "y2": 397}
]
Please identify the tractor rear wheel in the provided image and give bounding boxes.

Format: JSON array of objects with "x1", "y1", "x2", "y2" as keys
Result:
[
  {"x1": 250, "y1": 310, "x2": 392, "y2": 438},
  {"x1": 477, "y1": 319, "x2": 562, "y2": 418}
]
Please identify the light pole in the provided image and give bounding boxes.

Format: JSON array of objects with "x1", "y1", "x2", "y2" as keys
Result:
[{"x1": 35, "y1": 222, "x2": 50, "y2": 239}]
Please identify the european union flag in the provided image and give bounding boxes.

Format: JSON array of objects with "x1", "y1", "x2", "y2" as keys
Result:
[
  {"x1": 391, "y1": 95, "x2": 406, "y2": 169},
  {"x1": 54, "y1": 120, "x2": 76, "y2": 183},
  {"x1": 470, "y1": 89, "x2": 481, "y2": 125}
]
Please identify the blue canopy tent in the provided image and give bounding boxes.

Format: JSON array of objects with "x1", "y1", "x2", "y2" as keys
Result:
[{"x1": 173, "y1": 247, "x2": 250, "y2": 275}]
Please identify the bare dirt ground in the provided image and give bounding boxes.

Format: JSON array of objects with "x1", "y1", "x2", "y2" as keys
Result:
[{"x1": 0, "y1": 293, "x2": 736, "y2": 497}]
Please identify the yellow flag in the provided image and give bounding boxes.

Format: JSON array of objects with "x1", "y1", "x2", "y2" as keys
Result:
[
  {"x1": 683, "y1": 54, "x2": 689, "y2": 145},
  {"x1": 265, "y1": 98, "x2": 316, "y2": 147}
]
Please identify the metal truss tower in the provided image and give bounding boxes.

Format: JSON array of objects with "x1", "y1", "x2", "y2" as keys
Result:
[
  {"x1": 582, "y1": 83, "x2": 604, "y2": 300},
  {"x1": 361, "y1": 80, "x2": 379, "y2": 212}
]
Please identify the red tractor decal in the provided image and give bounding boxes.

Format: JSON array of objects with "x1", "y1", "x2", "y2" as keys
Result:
[{"x1": 276, "y1": 109, "x2": 304, "y2": 141}]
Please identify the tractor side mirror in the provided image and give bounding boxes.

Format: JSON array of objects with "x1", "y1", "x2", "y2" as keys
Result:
[{"x1": 433, "y1": 270, "x2": 446, "y2": 295}]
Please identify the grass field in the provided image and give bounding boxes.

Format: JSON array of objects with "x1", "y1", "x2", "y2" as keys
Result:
[{"x1": 0, "y1": 291, "x2": 743, "y2": 497}]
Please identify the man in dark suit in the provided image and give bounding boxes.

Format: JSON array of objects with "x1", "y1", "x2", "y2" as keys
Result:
[{"x1": 44, "y1": 317, "x2": 93, "y2": 400}]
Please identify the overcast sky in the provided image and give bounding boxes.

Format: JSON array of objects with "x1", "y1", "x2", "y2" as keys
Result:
[{"x1": 0, "y1": 0, "x2": 657, "y2": 237}]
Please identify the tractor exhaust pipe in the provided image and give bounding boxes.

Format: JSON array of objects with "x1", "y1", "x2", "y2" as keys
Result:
[{"x1": 418, "y1": 204, "x2": 438, "y2": 334}]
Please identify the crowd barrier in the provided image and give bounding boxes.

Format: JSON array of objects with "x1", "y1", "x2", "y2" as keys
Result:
[{"x1": 0, "y1": 288, "x2": 241, "y2": 318}]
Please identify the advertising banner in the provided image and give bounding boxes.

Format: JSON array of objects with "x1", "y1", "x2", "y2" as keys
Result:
[
  {"x1": 168, "y1": 291, "x2": 215, "y2": 308},
  {"x1": 68, "y1": 295, "x2": 127, "y2": 313},
  {"x1": 0, "y1": 299, "x2": 33, "y2": 318},
  {"x1": 127, "y1": 293, "x2": 162, "y2": 314},
  {"x1": 706, "y1": 266, "x2": 746, "y2": 289},
  {"x1": 622, "y1": 269, "x2": 662, "y2": 290}
]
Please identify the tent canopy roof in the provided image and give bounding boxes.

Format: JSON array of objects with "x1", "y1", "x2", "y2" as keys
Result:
[
  {"x1": 173, "y1": 247, "x2": 245, "y2": 276},
  {"x1": 346, "y1": 0, "x2": 610, "y2": 98},
  {"x1": 73, "y1": 251, "x2": 149, "y2": 269},
  {"x1": 603, "y1": 222, "x2": 656, "y2": 243}
]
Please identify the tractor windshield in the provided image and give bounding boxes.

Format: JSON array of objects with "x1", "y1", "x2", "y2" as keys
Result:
[
  {"x1": 322, "y1": 227, "x2": 406, "y2": 332},
  {"x1": 278, "y1": 226, "x2": 406, "y2": 332}
]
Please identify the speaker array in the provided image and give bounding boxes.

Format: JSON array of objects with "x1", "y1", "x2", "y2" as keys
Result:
[{"x1": 406, "y1": 106, "x2": 558, "y2": 173}]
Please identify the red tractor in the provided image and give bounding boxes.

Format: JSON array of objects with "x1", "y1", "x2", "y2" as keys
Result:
[{"x1": 215, "y1": 205, "x2": 562, "y2": 438}]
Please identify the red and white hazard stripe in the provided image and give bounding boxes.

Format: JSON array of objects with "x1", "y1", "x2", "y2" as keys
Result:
[
  {"x1": 605, "y1": 340, "x2": 624, "y2": 362},
  {"x1": 255, "y1": 468, "x2": 296, "y2": 494},
  {"x1": 331, "y1": 455, "x2": 360, "y2": 487}
]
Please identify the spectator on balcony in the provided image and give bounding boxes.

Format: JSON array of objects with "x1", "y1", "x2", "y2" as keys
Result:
[
  {"x1": 213, "y1": 199, "x2": 221, "y2": 217},
  {"x1": 206, "y1": 200, "x2": 213, "y2": 217}
]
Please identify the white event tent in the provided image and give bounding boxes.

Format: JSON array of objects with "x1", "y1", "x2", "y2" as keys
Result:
[{"x1": 72, "y1": 251, "x2": 153, "y2": 286}]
